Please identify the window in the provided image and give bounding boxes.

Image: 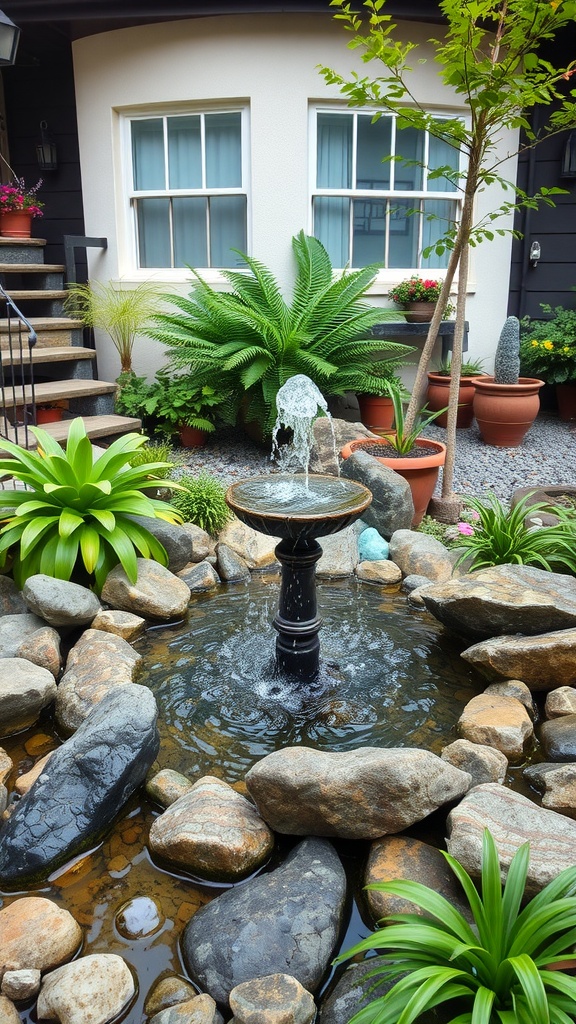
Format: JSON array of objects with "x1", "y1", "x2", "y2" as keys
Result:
[
  {"x1": 312, "y1": 110, "x2": 462, "y2": 271},
  {"x1": 129, "y1": 110, "x2": 248, "y2": 269}
]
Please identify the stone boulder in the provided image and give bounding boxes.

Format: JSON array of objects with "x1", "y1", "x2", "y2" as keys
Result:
[
  {"x1": 358, "y1": 527, "x2": 389, "y2": 562},
  {"x1": 0, "y1": 994, "x2": 20, "y2": 1024},
  {"x1": 148, "y1": 776, "x2": 274, "y2": 881},
  {"x1": 0, "y1": 613, "x2": 51, "y2": 658},
  {"x1": 441, "y1": 738, "x2": 508, "y2": 786},
  {"x1": 217, "y1": 519, "x2": 279, "y2": 570},
  {"x1": 364, "y1": 835, "x2": 470, "y2": 924},
  {"x1": 0, "y1": 684, "x2": 159, "y2": 885},
  {"x1": 146, "y1": 769, "x2": 195, "y2": 808},
  {"x1": 177, "y1": 561, "x2": 220, "y2": 592},
  {"x1": 0, "y1": 658, "x2": 57, "y2": 738},
  {"x1": 149, "y1": 993, "x2": 222, "y2": 1024},
  {"x1": 461, "y1": 629, "x2": 576, "y2": 690},
  {"x1": 37, "y1": 954, "x2": 135, "y2": 1024},
  {"x1": 1, "y1": 969, "x2": 41, "y2": 1001},
  {"x1": 457, "y1": 694, "x2": 533, "y2": 759},
  {"x1": 447, "y1": 783, "x2": 576, "y2": 892},
  {"x1": 483, "y1": 680, "x2": 536, "y2": 718},
  {"x1": 0, "y1": 897, "x2": 81, "y2": 981},
  {"x1": 101, "y1": 559, "x2": 190, "y2": 621},
  {"x1": 15, "y1": 626, "x2": 61, "y2": 678},
  {"x1": 316, "y1": 528, "x2": 358, "y2": 578},
  {"x1": 309, "y1": 417, "x2": 375, "y2": 476},
  {"x1": 180, "y1": 524, "x2": 216, "y2": 563},
  {"x1": 22, "y1": 575, "x2": 101, "y2": 627},
  {"x1": 340, "y1": 451, "x2": 414, "y2": 540},
  {"x1": 215, "y1": 543, "x2": 251, "y2": 583},
  {"x1": 229, "y1": 974, "x2": 316, "y2": 1024},
  {"x1": 0, "y1": 577, "x2": 26, "y2": 615},
  {"x1": 144, "y1": 976, "x2": 201, "y2": 1018},
  {"x1": 128, "y1": 516, "x2": 193, "y2": 573},
  {"x1": 545, "y1": 687, "x2": 576, "y2": 719},
  {"x1": 181, "y1": 838, "x2": 346, "y2": 1006},
  {"x1": 90, "y1": 609, "x2": 146, "y2": 641},
  {"x1": 55, "y1": 628, "x2": 141, "y2": 734},
  {"x1": 539, "y1": 716, "x2": 576, "y2": 761},
  {"x1": 388, "y1": 530, "x2": 453, "y2": 583},
  {"x1": 355, "y1": 560, "x2": 402, "y2": 585},
  {"x1": 318, "y1": 962, "x2": 396, "y2": 1024},
  {"x1": 421, "y1": 564, "x2": 576, "y2": 642},
  {"x1": 245, "y1": 747, "x2": 470, "y2": 838},
  {"x1": 524, "y1": 763, "x2": 576, "y2": 819}
]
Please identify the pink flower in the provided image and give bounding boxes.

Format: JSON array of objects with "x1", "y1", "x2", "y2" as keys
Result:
[{"x1": 457, "y1": 522, "x2": 474, "y2": 536}]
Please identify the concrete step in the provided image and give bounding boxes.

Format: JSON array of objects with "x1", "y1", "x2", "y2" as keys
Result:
[
  {"x1": 0, "y1": 264, "x2": 65, "y2": 274},
  {"x1": 0, "y1": 317, "x2": 84, "y2": 348},
  {"x1": 7, "y1": 379, "x2": 116, "y2": 404},
  {"x1": 1, "y1": 414, "x2": 142, "y2": 449},
  {"x1": 1, "y1": 346, "x2": 96, "y2": 367},
  {"x1": 1, "y1": 290, "x2": 67, "y2": 302}
]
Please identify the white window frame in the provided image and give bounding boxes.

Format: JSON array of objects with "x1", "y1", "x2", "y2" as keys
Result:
[
  {"x1": 309, "y1": 105, "x2": 467, "y2": 290},
  {"x1": 121, "y1": 103, "x2": 251, "y2": 281}
]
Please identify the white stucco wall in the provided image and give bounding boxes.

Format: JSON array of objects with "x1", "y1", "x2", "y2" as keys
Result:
[{"x1": 72, "y1": 12, "x2": 518, "y2": 386}]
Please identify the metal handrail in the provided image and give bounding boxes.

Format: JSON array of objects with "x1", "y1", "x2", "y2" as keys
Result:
[{"x1": 0, "y1": 283, "x2": 37, "y2": 449}]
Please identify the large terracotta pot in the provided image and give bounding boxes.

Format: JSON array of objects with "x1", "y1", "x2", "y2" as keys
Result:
[
  {"x1": 426, "y1": 372, "x2": 479, "y2": 428},
  {"x1": 556, "y1": 382, "x2": 576, "y2": 422},
  {"x1": 472, "y1": 376, "x2": 544, "y2": 447},
  {"x1": 179, "y1": 425, "x2": 207, "y2": 448},
  {"x1": 404, "y1": 302, "x2": 436, "y2": 324},
  {"x1": 36, "y1": 406, "x2": 63, "y2": 424},
  {"x1": 340, "y1": 436, "x2": 446, "y2": 527},
  {"x1": 357, "y1": 393, "x2": 394, "y2": 432},
  {"x1": 0, "y1": 210, "x2": 33, "y2": 238}
]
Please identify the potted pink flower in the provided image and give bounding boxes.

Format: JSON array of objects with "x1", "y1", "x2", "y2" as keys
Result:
[
  {"x1": 0, "y1": 177, "x2": 44, "y2": 238},
  {"x1": 389, "y1": 275, "x2": 453, "y2": 323}
]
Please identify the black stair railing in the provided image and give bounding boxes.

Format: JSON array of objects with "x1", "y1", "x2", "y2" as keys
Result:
[{"x1": 0, "y1": 282, "x2": 38, "y2": 449}]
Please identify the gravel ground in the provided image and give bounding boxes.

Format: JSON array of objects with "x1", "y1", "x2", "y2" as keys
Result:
[{"x1": 174, "y1": 411, "x2": 576, "y2": 504}]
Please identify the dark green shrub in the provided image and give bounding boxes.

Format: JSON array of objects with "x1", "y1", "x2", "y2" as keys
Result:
[{"x1": 171, "y1": 472, "x2": 232, "y2": 535}]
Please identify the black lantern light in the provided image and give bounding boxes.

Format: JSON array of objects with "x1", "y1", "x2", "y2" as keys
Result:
[
  {"x1": 36, "y1": 121, "x2": 57, "y2": 172},
  {"x1": 0, "y1": 9, "x2": 19, "y2": 66},
  {"x1": 560, "y1": 131, "x2": 576, "y2": 179}
]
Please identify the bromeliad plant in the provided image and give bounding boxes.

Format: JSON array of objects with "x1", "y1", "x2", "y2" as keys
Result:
[
  {"x1": 339, "y1": 829, "x2": 576, "y2": 1024},
  {"x1": 0, "y1": 419, "x2": 183, "y2": 592}
]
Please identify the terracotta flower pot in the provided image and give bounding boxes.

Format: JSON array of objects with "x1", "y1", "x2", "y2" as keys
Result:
[
  {"x1": 472, "y1": 376, "x2": 544, "y2": 447},
  {"x1": 340, "y1": 436, "x2": 446, "y2": 526},
  {"x1": 0, "y1": 210, "x2": 34, "y2": 238},
  {"x1": 357, "y1": 393, "x2": 395, "y2": 432},
  {"x1": 426, "y1": 372, "x2": 479, "y2": 428},
  {"x1": 556, "y1": 382, "x2": 576, "y2": 422},
  {"x1": 178, "y1": 425, "x2": 207, "y2": 448},
  {"x1": 36, "y1": 406, "x2": 63, "y2": 424},
  {"x1": 404, "y1": 301, "x2": 436, "y2": 323}
]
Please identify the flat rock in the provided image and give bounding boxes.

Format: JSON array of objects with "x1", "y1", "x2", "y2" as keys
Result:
[
  {"x1": 129, "y1": 516, "x2": 193, "y2": 573},
  {"x1": 0, "y1": 613, "x2": 49, "y2": 658},
  {"x1": 457, "y1": 693, "x2": 533, "y2": 759},
  {"x1": 316, "y1": 528, "x2": 358, "y2": 578},
  {"x1": 245, "y1": 746, "x2": 470, "y2": 838},
  {"x1": 483, "y1": 680, "x2": 536, "y2": 718},
  {"x1": 90, "y1": 609, "x2": 146, "y2": 641},
  {"x1": 177, "y1": 561, "x2": 220, "y2": 592},
  {"x1": 524, "y1": 763, "x2": 576, "y2": 818},
  {"x1": 146, "y1": 769, "x2": 195, "y2": 807},
  {"x1": 229, "y1": 974, "x2": 316, "y2": 1024},
  {"x1": 22, "y1": 575, "x2": 101, "y2": 627},
  {"x1": 388, "y1": 530, "x2": 453, "y2": 583},
  {"x1": 149, "y1": 993, "x2": 221, "y2": 1024},
  {"x1": 447, "y1": 783, "x2": 576, "y2": 892},
  {"x1": 421, "y1": 565, "x2": 576, "y2": 642},
  {"x1": 0, "y1": 658, "x2": 57, "y2": 738},
  {"x1": 540, "y1": 715, "x2": 576, "y2": 761},
  {"x1": 181, "y1": 837, "x2": 346, "y2": 1006},
  {"x1": 0, "y1": 683, "x2": 159, "y2": 885},
  {"x1": 545, "y1": 687, "x2": 576, "y2": 719},
  {"x1": 364, "y1": 835, "x2": 470, "y2": 923},
  {"x1": 216, "y1": 543, "x2": 250, "y2": 582},
  {"x1": 149, "y1": 775, "x2": 274, "y2": 881},
  {"x1": 441, "y1": 738, "x2": 508, "y2": 786},
  {"x1": 355, "y1": 560, "x2": 402, "y2": 585},
  {"x1": 218, "y1": 519, "x2": 279, "y2": 570},
  {"x1": 55, "y1": 628, "x2": 141, "y2": 734},
  {"x1": 15, "y1": 626, "x2": 61, "y2": 678},
  {"x1": 36, "y1": 953, "x2": 134, "y2": 1024},
  {"x1": 0, "y1": 897, "x2": 81, "y2": 980},
  {"x1": 101, "y1": 559, "x2": 190, "y2": 621},
  {"x1": 340, "y1": 451, "x2": 413, "y2": 540},
  {"x1": 461, "y1": 629, "x2": 576, "y2": 690}
]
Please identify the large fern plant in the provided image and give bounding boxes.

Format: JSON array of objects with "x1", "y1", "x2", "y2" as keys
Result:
[{"x1": 147, "y1": 231, "x2": 412, "y2": 436}]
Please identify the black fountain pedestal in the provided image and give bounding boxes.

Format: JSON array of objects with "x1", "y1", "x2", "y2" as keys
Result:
[{"x1": 273, "y1": 537, "x2": 323, "y2": 679}]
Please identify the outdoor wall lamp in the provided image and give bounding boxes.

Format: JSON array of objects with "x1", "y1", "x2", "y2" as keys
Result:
[
  {"x1": 560, "y1": 131, "x2": 576, "y2": 179},
  {"x1": 529, "y1": 240, "x2": 541, "y2": 268},
  {"x1": 0, "y1": 9, "x2": 19, "y2": 66},
  {"x1": 36, "y1": 121, "x2": 58, "y2": 172}
]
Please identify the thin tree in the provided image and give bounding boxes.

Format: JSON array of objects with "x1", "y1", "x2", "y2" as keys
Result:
[{"x1": 320, "y1": 0, "x2": 576, "y2": 519}]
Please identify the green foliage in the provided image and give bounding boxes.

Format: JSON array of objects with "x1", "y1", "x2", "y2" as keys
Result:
[
  {"x1": 453, "y1": 492, "x2": 576, "y2": 574},
  {"x1": 115, "y1": 370, "x2": 233, "y2": 436},
  {"x1": 65, "y1": 280, "x2": 159, "y2": 375},
  {"x1": 339, "y1": 828, "x2": 576, "y2": 1024},
  {"x1": 520, "y1": 304, "x2": 576, "y2": 385},
  {"x1": 115, "y1": 372, "x2": 156, "y2": 425},
  {"x1": 170, "y1": 471, "x2": 232, "y2": 535},
  {"x1": 384, "y1": 388, "x2": 447, "y2": 455},
  {"x1": 147, "y1": 231, "x2": 413, "y2": 436},
  {"x1": 129, "y1": 441, "x2": 183, "y2": 480},
  {"x1": 437, "y1": 356, "x2": 485, "y2": 377},
  {"x1": 494, "y1": 316, "x2": 521, "y2": 385},
  {"x1": 0, "y1": 419, "x2": 183, "y2": 593}
]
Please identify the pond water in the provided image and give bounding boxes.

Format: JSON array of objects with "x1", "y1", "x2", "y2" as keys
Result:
[{"x1": 1, "y1": 577, "x2": 493, "y2": 1024}]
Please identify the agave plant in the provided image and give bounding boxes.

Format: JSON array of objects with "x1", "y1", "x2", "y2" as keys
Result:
[
  {"x1": 0, "y1": 419, "x2": 183, "y2": 592},
  {"x1": 147, "y1": 230, "x2": 412, "y2": 436},
  {"x1": 339, "y1": 829, "x2": 576, "y2": 1024}
]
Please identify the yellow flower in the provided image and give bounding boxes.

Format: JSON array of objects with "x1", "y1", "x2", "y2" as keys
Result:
[
  {"x1": 543, "y1": 340, "x2": 554, "y2": 350},
  {"x1": 531, "y1": 340, "x2": 539, "y2": 347}
]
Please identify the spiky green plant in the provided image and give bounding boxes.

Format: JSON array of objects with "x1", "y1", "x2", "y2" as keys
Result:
[
  {"x1": 0, "y1": 419, "x2": 183, "y2": 592},
  {"x1": 339, "y1": 829, "x2": 576, "y2": 1024},
  {"x1": 171, "y1": 471, "x2": 231, "y2": 536},
  {"x1": 129, "y1": 441, "x2": 183, "y2": 480},
  {"x1": 453, "y1": 492, "x2": 576, "y2": 573},
  {"x1": 65, "y1": 280, "x2": 159, "y2": 375},
  {"x1": 147, "y1": 230, "x2": 412, "y2": 436}
]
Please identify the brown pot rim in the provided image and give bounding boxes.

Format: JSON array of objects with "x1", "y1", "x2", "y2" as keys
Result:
[
  {"x1": 427, "y1": 372, "x2": 483, "y2": 384},
  {"x1": 341, "y1": 436, "x2": 446, "y2": 470},
  {"x1": 472, "y1": 375, "x2": 545, "y2": 392}
]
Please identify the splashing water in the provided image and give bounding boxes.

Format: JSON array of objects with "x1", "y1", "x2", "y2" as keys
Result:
[{"x1": 271, "y1": 375, "x2": 333, "y2": 483}]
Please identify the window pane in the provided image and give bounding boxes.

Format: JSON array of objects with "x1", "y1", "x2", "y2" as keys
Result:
[
  {"x1": 132, "y1": 119, "x2": 165, "y2": 190},
  {"x1": 388, "y1": 199, "x2": 418, "y2": 268},
  {"x1": 206, "y1": 112, "x2": 242, "y2": 188},
  {"x1": 136, "y1": 198, "x2": 171, "y2": 267},
  {"x1": 168, "y1": 116, "x2": 202, "y2": 189},
  {"x1": 395, "y1": 126, "x2": 424, "y2": 191},
  {"x1": 356, "y1": 114, "x2": 391, "y2": 190},
  {"x1": 352, "y1": 198, "x2": 385, "y2": 266},
  {"x1": 314, "y1": 196, "x2": 350, "y2": 267},
  {"x1": 173, "y1": 197, "x2": 208, "y2": 267},
  {"x1": 317, "y1": 113, "x2": 352, "y2": 189},
  {"x1": 209, "y1": 195, "x2": 247, "y2": 267},
  {"x1": 420, "y1": 199, "x2": 457, "y2": 269},
  {"x1": 428, "y1": 126, "x2": 459, "y2": 192}
]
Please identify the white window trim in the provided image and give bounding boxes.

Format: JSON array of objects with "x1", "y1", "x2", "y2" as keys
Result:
[{"x1": 119, "y1": 102, "x2": 251, "y2": 282}]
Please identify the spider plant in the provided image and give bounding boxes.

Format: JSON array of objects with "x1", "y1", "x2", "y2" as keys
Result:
[
  {"x1": 338, "y1": 829, "x2": 576, "y2": 1024},
  {"x1": 453, "y1": 492, "x2": 576, "y2": 573}
]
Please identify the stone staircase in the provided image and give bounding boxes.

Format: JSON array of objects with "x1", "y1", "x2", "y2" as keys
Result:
[{"x1": 0, "y1": 236, "x2": 141, "y2": 448}]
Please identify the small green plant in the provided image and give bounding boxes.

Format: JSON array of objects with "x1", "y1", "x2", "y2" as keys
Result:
[
  {"x1": 146, "y1": 371, "x2": 232, "y2": 436},
  {"x1": 171, "y1": 472, "x2": 231, "y2": 535},
  {"x1": 129, "y1": 441, "x2": 183, "y2": 480},
  {"x1": 115, "y1": 372, "x2": 157, "y2": 425},
  {"x1": 453, "y1": 492, "x2": 576, "y2": 574},
  {"x1": 0, "y1": 419, "x2": 182, "y2": 592},
  {"x1": 436, "y1": 356, "x2": 485, "y2": 377},
  {"x1": 520, "y1": 303, "x2": 576, "y2": 385},
  {"x1": 338, "y1": 828, "x2": 576, "y2": 1024},
  {"x1": 494, "y1": 316, "x2": 521, "y2": 385},
  {"x1": 65, "y1": 280, "x2": 159, "y2": 376},
  {"x1": 383, "y1": 389, "x2": 447, "y2": 455}
]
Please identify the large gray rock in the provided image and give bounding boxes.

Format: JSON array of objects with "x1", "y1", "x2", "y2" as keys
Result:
[
  {"x1": 340, "y1": 451, "x2": 414, "y2": 540},
  {"x1": 316, "y1": 528, "x2": 358, "y2": 578},
  {"x1": 310, "y1": 417, "x2": 375, "y2": 475},
  {"x1": 181, "y1": 837, "x2": 346, "y2": 1006},
  {"x1": 101, "y1": 559, "x2": 190, "y2": 621},
  {"x1": 22, "y1": 575, "x2": 101, "y2": 627},
  {"x1": 0, "y1": 683, "x2": 159, "y2": 885},
  {"x1": 540, "y1": 715, "x2": 576, "y2": 761},
  {"x1": 524, "y1": 763, "x2": 576, "y2": 818},
  {"x1": 128, "y1": 516, "x2": 193, "y2": 573},
  {"x1": 0, "y1": 613, "x2": 50, "y2": 658},
  {"x1": 421, "y1": 564, "x2": 576, "y2": 642},
  {"x1": 461, "y1": 629, "x2": 576, "y2": 690},
  {"x1": 55, "y1": 628, "x2": 141, "y2": 734},
  {"x1": 0, "y1": 577, "x2": 26, "y2": 615},
  {"x1": 245, "y1": 746, "x2": 470, "y2": 838},
  {"x1": 215, "y1": 543, "x2": 251, "y2": 583},
  {"x1": 447, "y1": 783, "x2": 576, "y2": 892},
  {"x1": 388, "y1": 530, "x2": 453, "y2": 583},
  {"x1": 0, "y1": 658, "x2": 57, "y2": 738}
]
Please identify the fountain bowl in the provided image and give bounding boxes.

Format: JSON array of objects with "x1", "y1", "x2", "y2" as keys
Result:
[{"x1": 226, "y1": 473, "x2": 372, "y2": 543}]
